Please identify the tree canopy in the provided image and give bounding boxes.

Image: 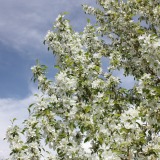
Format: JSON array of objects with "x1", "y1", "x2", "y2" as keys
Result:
[{"x1": 6, "y1": 0, "x2": 160, "y2": 159}]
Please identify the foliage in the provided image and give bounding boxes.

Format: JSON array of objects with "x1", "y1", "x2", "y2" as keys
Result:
[{"x1": 6, "y1": 0, "x2": 160, "y2": 159}]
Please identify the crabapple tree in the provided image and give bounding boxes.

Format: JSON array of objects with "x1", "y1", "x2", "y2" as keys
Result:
[{"x1": 6, "y1": 0, "x2": 160, "y2": 159}]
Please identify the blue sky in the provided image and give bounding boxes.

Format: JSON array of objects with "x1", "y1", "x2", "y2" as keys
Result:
[
  {"x1": 0, "y1": 0, "x2": 134, "y2": 158},
  {"x1": 0, "y1": 0, "x2": 95, "y2": 158}
]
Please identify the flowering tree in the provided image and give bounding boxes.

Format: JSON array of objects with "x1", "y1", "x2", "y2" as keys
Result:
[{"x1": 6, "y1": 0, "x2": 160, "y2": 159}]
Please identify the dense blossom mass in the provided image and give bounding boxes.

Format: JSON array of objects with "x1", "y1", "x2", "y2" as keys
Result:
[{"x1": 6, "y1": 0, "x2": 160, "y2": 159}]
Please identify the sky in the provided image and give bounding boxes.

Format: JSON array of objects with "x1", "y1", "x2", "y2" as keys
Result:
[{"x1": 0, "y1": 0, "x2": 134, "y2": 158}]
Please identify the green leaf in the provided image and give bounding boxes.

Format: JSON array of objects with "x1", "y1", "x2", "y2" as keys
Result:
[
  {"x1": 54, "y1": 65, "x2": 60, "y2": 69},
  {"x1": 137, "y1": 29, "x2": 145, "y2": 34},
  {"x1": 69, "y1": 122, "x2": 75, "y2": 131},
  {"x1": 10, "y1": 118, "x2": 17, "y2": 124},
  {"x1": 98, "y1": 137, "x2": 103, "y2": 145},
  {"x1": 84, "y1": 136, "x2": 90, "y2": 143},
  {"x1": 13, "y1": 118, "x2": 17, "y2": 122},
  {"x1": 84, "y1": 106, "x2": 91, "y2": 113},
  {"x1": 80, "y1": 125, "x2": 85, "y2": 133},
  {"x1": 28, "y1": 103, "x2": 34, "y2": 114},
  {"x1": 21, "y1": 145, "x2": 28, "y2": 150},
  {"x1": 87, "y1": 18, "x2": 90, "y2": 23},
  {"x1": 59, "y1": 132, "x2": 66, "y2": 139},
  {"x1": 67, "y1": 143, "x2": 73, "y2": 146},
  {"x1": 63, "y1": 12, "x2": 69, "y2": 15},
  {"x1": 94, "y1": 65, "x2": 100, "y2": 72}
]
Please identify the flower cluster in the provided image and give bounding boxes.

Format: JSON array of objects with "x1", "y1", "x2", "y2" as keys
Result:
[{"x1": 6, "y1": 0, "x2": 160, "y2": 159}]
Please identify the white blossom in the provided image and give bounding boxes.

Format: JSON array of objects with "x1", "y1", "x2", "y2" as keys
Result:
[{"x1": 6, "y1": 1, "x2": 160, "y2": 159}]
